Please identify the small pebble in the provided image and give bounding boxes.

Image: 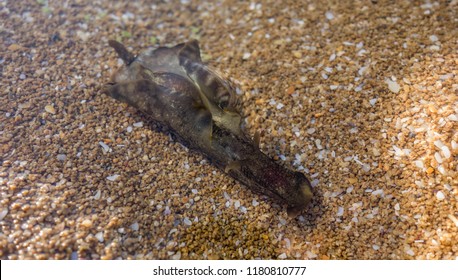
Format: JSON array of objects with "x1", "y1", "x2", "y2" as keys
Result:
[
  {"x1": 336, "y1": 207, "x2": 344, "y2": 216},
  {"x1": 348, "y1": 177, "x2": 357, "y2": 184},
  {"x1": 405, "y1": 247, "x2": 415, "y2": 256},
  {"x1": 278, "y1": 253, "x2": 287, "y2": 259},
  {"x1": 234, "y1": 200, "x2": 241, "y2": 209},
  {"x1": 93, "y1": 190, "x2": 101, "y2": 200},
  {"x1": 441, "y1": 146, "x2": 451, "y2": 159},
  {"x1": 429, "y1": 35, "x2": 438, "y2": 42},
  {"x1": 171, "y1": 251, "x2": 181, "y2": 260},
  {"x1": 45, "y1": 104, "x2": 56, "y2": 114},
  {"x1": 56, "y1": 154, "x2": 67, "y2": 161},
  {"x1": 292, "y1": 51, "x2": 302, "y2": 59},
  {"x1": 372, "y1": 189, "x2": 384, "y2": 196},
  {"x1": 325, "y1": 11, "x2": 334, "y2": 20},
  {"x1": 386, "y1": 79, "x2": 400, "y2": 93},
  {"x1": 183, "y1": 217, "x2": 192, "y2": 226},
  {"x1": 95, "y1": 232, "x2": 104, "y2": 242},
  {"x1": 99, "y1": 141, "x2": 111, "y2": 153},
  {"x1": 106, "y1": 174, "x2": 120, "y2": 181},
  {"x1": 0, "y1": 209, "x2": 8, "y2": 221},
  {"x1": 70, "y1": 252, "x2": 78, "y2": 260},
  {"x1": 436, "y1": 191, "x2": 445, "y2": 201},
  {"x1": 448, "y1": 215, "x2": 458, "y2": 228},
  {"x1": 81, "y1": 219, "x2": 92, "y2": 228},
  {"x1": 130, "y1": 222, "x2": 139, "y2": 231},
  {"x1": 8, "y1": 43, "x2": 22, "y2": 51},
  {"x1": 415, "y1": 160, "x2": 424, "y2": 169},
  {"x1": 306, "y1": 251, "x2": 317, "y2": 259}
]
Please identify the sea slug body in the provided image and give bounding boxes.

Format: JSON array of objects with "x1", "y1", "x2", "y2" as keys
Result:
[{"x1": 103, "y1": 39, "x2": 313, "y2": 217}]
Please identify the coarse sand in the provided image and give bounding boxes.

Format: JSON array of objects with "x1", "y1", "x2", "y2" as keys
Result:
[{"x1": 1, "y1": 0, "x2": 457, "y2": 259}]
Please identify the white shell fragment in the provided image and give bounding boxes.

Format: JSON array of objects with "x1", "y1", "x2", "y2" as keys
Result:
[
  {"x1": 106, "y1": 174, "x2": 120, "y2": 181},
  {"x1": 95, "y1": 232, "x2": 104, "y2": 242},
  {"x1": 336, "y1": 207, "x2": 344, "y2": 216},
  {"x1": 93, "y1": 190, "x2": 101, "y2": 200},
  {"x1": 99, "y1": 141, "x2": 111, "y2": 153},
  {"x1": 183, "y1": 217, "x2": 192, "y2": 226},
  {"x1": 171, "y1": 251, "x2": 181, "y2": 260},
  {"x1": 325, "y1": 11, "x2": 334, "y2": 20},
  {"x1": 0, "y1": 208, "x2": 8, "y2": 221},
  {"x1": 386, "y1": 79, "x2": 400, "y2": 93},
  {"x1": 436, "y1": 191, "x2": 445, "y2": 201}
]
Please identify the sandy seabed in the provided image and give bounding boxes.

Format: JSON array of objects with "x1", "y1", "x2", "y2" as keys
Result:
[{"x1": 1, "y1": 0, "x2": 457, "y2": 259}]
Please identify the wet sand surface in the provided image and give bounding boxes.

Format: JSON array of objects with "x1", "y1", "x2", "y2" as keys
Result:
[{"x1": 1, "y1": 0, "x2": 457, "y2": 259}]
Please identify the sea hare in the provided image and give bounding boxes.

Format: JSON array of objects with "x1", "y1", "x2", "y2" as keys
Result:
[{"x1": 103, "y1": 39, "x2": 313, "y2": 217}]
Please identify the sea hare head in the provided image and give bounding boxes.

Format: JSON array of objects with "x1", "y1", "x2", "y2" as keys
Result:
[
  {"x1": 286, "y1": 172, "x2": 313, "y2": 218},
  {"x1": 244, "y1": 156, "x2": 314, "y2": 218}
]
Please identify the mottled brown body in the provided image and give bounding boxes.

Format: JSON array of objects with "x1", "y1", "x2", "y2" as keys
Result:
[{"x1": 103, "y1": 40, "x2": 313, "y2": 217}]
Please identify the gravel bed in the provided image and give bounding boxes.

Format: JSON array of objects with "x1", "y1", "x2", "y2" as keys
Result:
[{"x1": 0, "y1": 0, "x2": 457, "y2": 259}]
